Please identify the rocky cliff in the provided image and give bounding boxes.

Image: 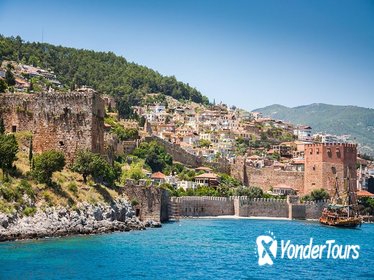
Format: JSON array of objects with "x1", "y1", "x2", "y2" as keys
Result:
[{"x1": 0, "y1": 198, "x2": 160, "y2": 242}]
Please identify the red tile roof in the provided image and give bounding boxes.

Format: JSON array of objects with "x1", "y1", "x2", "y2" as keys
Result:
[
  {"x1": 195, "y1": 173, "x2": 218, "y2": 179},
  {"x1": 356, "y1": 190, "x2": 374, "y2": 197},
  {"x1": 151, "y1": 171, "x2": 166, "y2": 179}
]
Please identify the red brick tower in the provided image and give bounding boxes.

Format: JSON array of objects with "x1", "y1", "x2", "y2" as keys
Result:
[{"x1": 304, "y1": 143, "x2": 357, "y2": 196}]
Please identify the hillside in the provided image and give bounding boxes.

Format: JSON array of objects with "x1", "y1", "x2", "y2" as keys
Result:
[
  {"x1": 0, "y1": 35, "x2": 209, "y2": 115},
  {"x1": 254, "y1": 103, "x2": 374, "y2": 156}
]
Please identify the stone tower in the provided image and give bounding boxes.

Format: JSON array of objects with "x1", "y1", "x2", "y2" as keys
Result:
[
  {"x1": 0, "y1": 91, "x2": 105, "y2": 163},
  {"x1": 304, "y1": 143, "x2": 357, "y2": 196}
]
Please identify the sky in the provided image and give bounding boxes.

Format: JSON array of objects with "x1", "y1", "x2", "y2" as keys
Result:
[{"x1": 0, "y1": 0, "x2": 373, "y2": 110}]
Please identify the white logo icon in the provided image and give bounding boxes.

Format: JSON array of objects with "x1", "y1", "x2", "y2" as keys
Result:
[{"x1": 256, "y1": 234, "x2": 277, "y2": 266}]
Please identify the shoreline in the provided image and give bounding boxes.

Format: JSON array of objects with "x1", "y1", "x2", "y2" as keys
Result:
[{"x1": 0, "y1": 199, "x2": 161, "y2": 243}]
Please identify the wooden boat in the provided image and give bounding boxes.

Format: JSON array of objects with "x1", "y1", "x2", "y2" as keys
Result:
[{"x1": 319, "y1": 170, "x2": 362, "y2": 228}]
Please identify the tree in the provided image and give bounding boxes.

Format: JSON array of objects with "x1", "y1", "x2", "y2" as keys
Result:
[
  {"x1": 28, "y1": 137, "x2": 33, "y2": 167},
  {"x1": 32, "y1": 151, "x2": 65, "y2": 184},
  {"x1": 235, "y1": 186, "x2": 264, "y2": 198},
  {"x1": 132, "y1": 141, "x2": 173, "y2": 172},
  {"x1": 0, "y1": 134, "x2": 18, "y2": 179},
  {"x1": 310, "y1": 189, "x2": 330, "y2": 201},
  {"x1": 139, "y1": 116, "x2": 146, "y2": 128},
  {"x1": 72, "y1": 150, "x2": 120, "y2": 185},
  {"x1": 0, "y1": 117, "x2": 5, "y2": 134},
  {"x1": 5, "y1": 64, "x2": 15, "y2": 86},
  {"x1": 71, "y1": 150, "x2": 96, "y2": 183},
  {"x1": 0, "y1": 79, "x2": 7, "y2": 93},
  {"x1": 198, "y1": 139, "x2": 212, "y2": 148},
  {"x1": 302, "y1": 188, "x2": 330, "y2": 201}
]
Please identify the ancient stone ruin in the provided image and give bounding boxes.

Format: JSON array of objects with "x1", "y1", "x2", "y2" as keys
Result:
[{"x1": 0, "y1": 91, "x2": 105, "y2": 163}]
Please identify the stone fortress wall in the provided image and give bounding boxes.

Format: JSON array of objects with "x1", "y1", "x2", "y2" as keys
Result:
[
  {"x1": 230, "y1": 156, "x2": 305, "y2": 194},
  {"x1": 124, "y1": 181, "x2": 169, "y2": 222},
  {"x1": 0, "y1": 92, "x2": 105, "y2": 163},
  {"x1": 144, "y1": 135, "x2": 231, "y2": 173},
  {"x1": 170, "y1": 196, "x2": 329, "y2": 220}
]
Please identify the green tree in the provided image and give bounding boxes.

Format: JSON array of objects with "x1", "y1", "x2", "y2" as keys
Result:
[
  {"x1": 0, "y1": 117, "x2": 5, "y2": 134},
  {"x1": 310, "y1": 189, "x2": 330, "y2": 201},
  {"x1": 198, "y1": 139, "x2": 212, "y2": 148},
  {"x1": 0, "y1": 35, "x2": 210, "y2": 108},
  {"x1": 0, "y1": 134, "x2": 18, "y2": 179},
  {"x1": 71, "y1": 150, "x2": 97, "y2": 183},
  {"x1": 5, "y1": 63, "x2": 15, "y2": 86},
  {"x1": 235, "y1": 186, "x2": 264, "y2": 198},
  {"x1": 302, "y1": 188, "x2": 330, "y2": 201},
  {"x1": 132, "y1": 141, "x2": 173, "y2": 172},
  {"x1": 72, "y1": 150, "x2": 120, "y2": 185},
  {"x1": 32, "y1": 151, "x2": 65, "y2": 184},
  {"x1": 28, "y1": 137, "x2": 33, "y2": 167},
  {"x1": 139, "y1": 116, "x2": 146, "y2": 128},
  {"x1": 0, "y1": 79, "x2": 7, "y2": 93}
]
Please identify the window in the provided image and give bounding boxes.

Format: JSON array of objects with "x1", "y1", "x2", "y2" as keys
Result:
[
  {"x1": 327, "y1": 148, "x2": 332, "y2": 157},
  {"x1": 332, "y1": 166, "x2": 336, "y2": 174},
  {"x1": 316, "y1": 148, "x2": 320, "y2": 155},
  {"x1": 309, "y1": 148, "x2": 313, "y2": 155},
  {"x1": 12, "y1": 125, "x2": 17, "y2": 133},
  {"x1": 59, "y1": 141, "x2": 64, "y2": 146}
]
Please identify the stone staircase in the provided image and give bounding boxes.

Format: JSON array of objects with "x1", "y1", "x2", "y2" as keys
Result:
[{"x1": 168, "y1": 200, "x2": 180, "y2": 221}]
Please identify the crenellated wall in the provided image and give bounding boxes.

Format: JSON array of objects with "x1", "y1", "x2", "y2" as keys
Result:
[
  {"x1": 170, "y1": 196, "x2": 329, "y2": 220},
  {"x1": 237, "y1": 197, "x2": 289, "y2": 218},
  {"x1": 172, "y1": 196, "x2": 234, "y2": 216},
  {"x1": 0, "y1": 92, "x2": 105, "y2": 163}
]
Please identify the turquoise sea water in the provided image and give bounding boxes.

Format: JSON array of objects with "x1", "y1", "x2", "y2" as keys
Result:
[{"x1": 0, "y1": 219, "x2": 373, "y2": 280}]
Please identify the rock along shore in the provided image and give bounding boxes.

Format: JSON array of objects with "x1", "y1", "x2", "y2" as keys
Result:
[{"x1": 0, "y1": 198, "x2": 161, "y2": 242}]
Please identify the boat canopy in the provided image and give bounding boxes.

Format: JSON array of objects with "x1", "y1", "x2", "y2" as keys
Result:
[{"x1": 327, "y1": 204, "x2": 346, "y2": 210}]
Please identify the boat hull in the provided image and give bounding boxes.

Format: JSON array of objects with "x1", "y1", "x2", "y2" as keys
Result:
[{"x1": 319, "y1": 216, "x2": 362, "y2": 228}]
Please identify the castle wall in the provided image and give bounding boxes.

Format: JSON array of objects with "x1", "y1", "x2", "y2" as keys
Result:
[
  {"x1": 145, "y1": 135, "x2": 231, "y2": 173},
  {"x1": 123, "y1": 183, "x2": 169, "y2": 222},
  {"x1": 174, "y1": 196, "x2": 234, "y2": 216},
  {"x1": 0, "y1": 92, "x2": 104, "y2": 163},
  {"x1": 171, "y1": 196, "x2": 327, "y2": 220},
  {"x1": 230, "y1": 158, "x2": 304, "y2": 194},
  {"x1": 304, "y1": 200, "x2": 330, "y2": 219},
  {"x1": 237, "y1": 197, "x2": 289, "y2": 218}
]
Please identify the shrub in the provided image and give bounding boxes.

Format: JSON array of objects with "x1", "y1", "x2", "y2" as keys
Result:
[
  {"x1": 17, "y1": 179, "x2": 35, "y2": 199},
  {"x1": 32, "y1": 151, "x2": 65, "y2": 184},
  {"x1": 0, "y1": 184, "x2": 18, "y2": 201},
  {"x1": 67, "y1": 182, "x2": 78, "y2": 195},
  {"x1": 22, "y1": 206, "x2": 37, "y2": 216},
  {"x1": 131, "y1": 199, "x2": 139, "y2": 206}
]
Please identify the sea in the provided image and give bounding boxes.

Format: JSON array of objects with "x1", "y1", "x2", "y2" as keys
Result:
[{"x1": 0, "y1": 219, "x2": 373, "y2": 280}]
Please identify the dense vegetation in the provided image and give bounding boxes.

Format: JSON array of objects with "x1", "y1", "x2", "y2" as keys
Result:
[
  {"x1": 301, "y1": 188, "x2": 330, "y2": 202},
  {"x1": 255, "y1": 103, "x2": 374, "y2": 157},
  {"x1": 0, "y1": 35, "x2": 209, "y2": 117},
  {"x1": 132, "y1": 141, "x2": 173, "y2": 172}
]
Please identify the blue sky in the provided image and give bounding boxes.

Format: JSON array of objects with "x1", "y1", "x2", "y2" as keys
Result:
[{"x1": 0, "y1": 0, "x2": 373, "y2": 110}]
